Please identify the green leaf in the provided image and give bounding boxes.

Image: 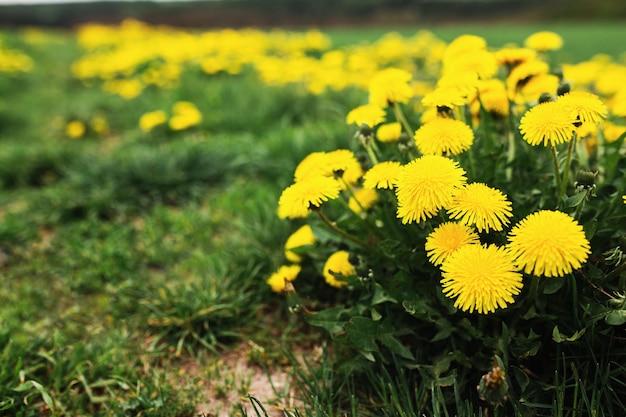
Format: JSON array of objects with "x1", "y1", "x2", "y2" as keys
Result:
[
  {"x1": 605, "y1": 310, "x2": 626, "y2": 325},
  {"x1": 378, "y1": 239, "x2": 402, "y2": 259},
  {"x1": 345, "y1": 317, "x2": 379, "y2": 352},
  {"x1": 371, "y1": 283, "x2": 397, "y2": 306},
  {"x1": 305, "y1": 305, "x2": 346, "y2": 334},
  {"x1": 584, "y1": 218, "x2": 598, "y2": 240},
  {"x1": 378, "y1": 334, "x2": 415, "y2": 360},
  {"x1": 563, "y1": 191, "x2": 587, "y2": 208},
  {"x1": 543, "y1": 278, "x2": 565, "y2": 294},
  {"x1": 13, "y1": 380, "x2": 55, "y2": 411},
  {"x1": 552, "y1": 325, "x2": 586, "y2": 343}
]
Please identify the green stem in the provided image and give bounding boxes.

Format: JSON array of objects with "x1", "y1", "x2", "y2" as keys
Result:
[
  {"x1": 550, "y1": 145, "x2": 562, "y2": 203},
  {"x1": 392, "y1": 102, "x2": 414, "y2": 140},
  {"x1": 573, "y1": 189, "x2": 589, "y2": 221},
  {"x1": 315, "y1": 209, "x2": 371, "y2": 250},
  {"x1": 559, "y1": 133, "x2": 577, "y2": 204},
  {"x1": 506, "y1": 130, "x2": 515, "y2": 181}
]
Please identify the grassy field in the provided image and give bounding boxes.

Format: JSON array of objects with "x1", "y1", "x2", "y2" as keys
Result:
[{"x1": 1, "y1": 20, "x2": 625, "y2": 416}]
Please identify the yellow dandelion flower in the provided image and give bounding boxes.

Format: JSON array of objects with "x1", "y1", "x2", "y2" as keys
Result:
[
  {"x1": 506, "y1": 60, "x2": 549, "y2": 93},
  {"x1": 421, "y1": 86, "x2": 470, "y2": 109},
  {"x1": 610, "y1": 87, "x2": 626, "y2": 117},
  {"x1": 443, "y1": 49, "x2": 498, "y2": 80},
  {"x1": 447, "y1": 183, "x2": 513, "y2": 233},
  {"x1": 519, "y1": 101, "x2": 577, "y2": 146},
  {"x1": 602, "y1": 122, "x2": 626, "y2": 144},
  {"x1": 139, "y1": 110, "x2": 167, "y2": 132},
  {"x1": 346, "y1": 103, "x2": 386, "y2": 128},
  {"x1": 473, "y1": 79, "x2": 509, "y2": 117},
  {"x1": 376, "y1": 122, "x2": 402, "y2": 142},
  {"x1": 443, "y1": 34, "x2": 487, "y2": 63},
  {"x1": 414, "y1": 117, "x2": 474, "y2": 156},
  {"x1": 285, "y1": 224, "x2": 316, "y2": 263},
  {"x1": 363, "y1": 161, "x2": 402, "y2": 190},
  {"x1": 368, "y1": 67, "x2": 414, "y2": 107},
  {"x1": 169, "y1": 101, "x2": 202, "y2": 131},
  {"x1": 65, "y1": 120, "x2": 85, "y2": 139},
  {"x1": 507, "y1": 210, "x2": 591, "y2": 277},
  {"x1": 495, "y1": 47, "x2": 537, "y2": 68},
  {"x1": 425, "y1": 222, "x2": 480, "y2": 266},
  {"x1": 267, "y1": 264, "x2": 301, "y2": 293},
  {"x1": 323, "y1": 250, "x2": 355, "y2": 288},
  {"x1": 623, "y1": 195, "x2": 626, "y2": 204},
  {"x1": 524, "y1": 31, "x2": 563, "y2": 52},
  {"x1": 277, "y1": 176, "x2": 342, "y2": 219},
  {"x1": 515, "y1": 73, "x2": 560, "y2": 104},
  {"x1": 441, "y1": 244, "x2": 523, "y2": 314},
  {"x1": 294, "y1": 150, "x2": 363, "y2": 186},
  {"x1": 395, "y1": 155, "x2": 467, "y2": 224},
  {"x1": 348, "y1": 188, "x2": 379, "y2": 214},
  {"x1": 556, "y1": 91, "x2": 608, "y2": 124}
]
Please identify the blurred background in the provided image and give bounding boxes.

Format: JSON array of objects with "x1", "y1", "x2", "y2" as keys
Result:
[{"x1": 0, "y1": 0, "x2": 625, "y2": 28}]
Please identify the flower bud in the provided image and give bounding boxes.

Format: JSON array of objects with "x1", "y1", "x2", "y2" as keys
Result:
[
  {"x1": 557, "y1": 82, "x2": 570, "y2": 96},
  {"x1": 477, "y1": 363, "x2": 509, "y2": 406}
]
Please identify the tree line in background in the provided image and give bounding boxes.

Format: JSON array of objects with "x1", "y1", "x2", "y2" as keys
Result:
[{"x1": 0, "y1": 0, "x2": 624, "y2": 28}]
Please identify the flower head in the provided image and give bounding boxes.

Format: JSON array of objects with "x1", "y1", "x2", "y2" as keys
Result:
[
  {"x1": 395, "y1": 155, "x2": 467, "y2": 224},
  {"x1": 294, "y1": 150, "x2": 363, "y2": 186},
  {"x1": 346, "y1": 103, "x2": 386, "y2": 128},
  {"x1": 363, "y1": 161, "x2": 402, "y2": 189},
  {"x1": 556, "y1": 91, "x2": 608, "y2": 124},
  {"x1": 495, "y1": 47, "x2": 537, "y2": 68},
  {"x1": 524, "y1": 31, "x2": 563, "y2": 52},
  {"x1": 267, "y1": 264, "x2": 301, "y2": 293},
  {"x1": 285, "y1": 224, "x2": 316, "y2": 263},
  {"x1": 278, "y1": 176, "x2": 342, "y2": 219},
  {"x1": 323, "y1": 250, "x2": 355, "y2": 288},
  {"x1": 169, "y1": 101, "x2": 202, "y2": 130},
  {"x1": 368, "y1": 67, "x2": 413, "y2": 107},
  {"x1": 519, "y1": 101, "x2": 577, "y2": 146},
  {"x1": 447, "y1": 183, "x2": 513, "y2": 233},
  {"x1": 376, "y1": 122, "x2": 402, "y2": 142},
  {"x1": 507, "y1": 210, "x2": 591, "y2": 277},
  {"x1": 348, "y1": 188, "x2": 379, "y2": 214},
  {"x1": 421, "y1": 86, "x2": 470, "y2": 109},
  {"x1": 139, "y1": 110, "x2": 167, "y2": 132},
  {"x1": 425, "y1": 222, "x2": 480, "y2": 266},
  {"x1": 414, "y1": 117, "x2": 474, "y2": 156},
  {"x1": 441, "y1": 244, "x2": 523, "y2": 314},
  {"x1": 66, "y1": 120, "x2": 85, "y2": 138}
]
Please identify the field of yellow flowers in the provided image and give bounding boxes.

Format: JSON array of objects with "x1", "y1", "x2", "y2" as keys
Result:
[{"x1": 1, "y1": 19, "x2": 626, "y2": 416}]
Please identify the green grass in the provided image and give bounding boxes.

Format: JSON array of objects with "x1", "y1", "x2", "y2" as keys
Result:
[{"x1": 1, "y1": 21, "x2": 625, "y2": 416}]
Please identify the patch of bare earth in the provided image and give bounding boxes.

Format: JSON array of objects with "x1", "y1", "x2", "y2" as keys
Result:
[{"x1": 181, "y1": 341, "x2": 312, "y2": 417}]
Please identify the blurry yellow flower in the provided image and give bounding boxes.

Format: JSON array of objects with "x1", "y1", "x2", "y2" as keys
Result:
[
  {"x1": 507, "y1": 210, "x2": 590, "y2": 277},
  {"x1": 610, "y1": 87, "x2": 626, "y2": 117},
  {"x1": 602, "y1": 122, "x2": 626, "y2": 144},
  {"x1": 473, "y1": 79, "x2": 509, "y2": 117},
  {"x1": 169, "y1": 101, "x2": 202, "y2": 130},
  {"x1": 519, "y1": 101, "x2": 577, "y2": 146},
  {"x1": 363, "y1": 161, "x2": 402, "y2": 190},
  {"x1": 89, "y1": 115, "x2": 109, "y2": 136},
  {"x1": 395, "y1": 155, "x2": 467, "y2": 224},
  {"x1": 278, "y1": 176, "x2": 342, "y2": 219},
  {"x1": 495, "y1": 47, "x2": 537, "y2": 69},
  {"x1": 346, "y1": 103, "x2": 386, "y2": 128},
  {"x1": 556, "y1": 91, "x2": 607, "y2": 124},
  {"x1": 442, "y1": 35, "x2": 487, "y2": 63},
  {"x1": 623, "y1": 195, "x2": 626, "y2": 204},
  {"x1": 414, "y1": 117, "x2": 474, "y2": 156},
  {"x1": 421, "y1": 86, "x2": 469, "y2": 109},
  {"x1": 368, "y1": 67, "x2": 413, "y2": 107},
  {"x1": 447, "y1": 183, "x2": 513, "y2": 233},
  {"x1": 516, "y1": 73, "x2": 560, "y2": 104},
  {"x1": 425, "y1": 222, "x2": 480, "y2": 266},
  {"x1": 323, "y1": 250, "x2": 354, "y2": 288},
  {"x1": 285, "y1": 224, "x2": 316, "y2": 263},
  {"x1": 524, "y1": 31, "x2": 563, "y2": 52},
  {"x1": 65, "y1": 120, "x2": 85, "y2": 139},
  {"x1": 376, "y1": 122, "x2": 402, "y2": 142},
  {"x1": 139, "y1": 110, "x2": 167, "y2": 132},
  {"x1": 444, "y1": 49, "x2": 498, "y2": 80},
  {"x1": 267, "y1": 265, "x2": 301, "y2": 293},
  {"x1": 506, "y1": 60, "x2": 549, "y2": 94},
  {"x1": 102, "y1": 79, "x2": 143, "y2": 99},
  {"x1": 348, "y1": 188, "x2": 379, "y2": 214},
  {"x1": 441, "y1": 244, "x2": 523, "y2": 314},
  {"x1": 294, "y1": 150, "x2": 363, "y2": 186}
]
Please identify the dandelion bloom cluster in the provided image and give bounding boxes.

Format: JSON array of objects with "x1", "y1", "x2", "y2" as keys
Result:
[
  {"x1": 267, "y1": 265, "x2": 301, "y2": 293},
  {"x1": 447, "y1": 183, "x2": 513, "y2": 232},
  {"x1": 323, "y1": 250, "x2": 355, "y2": 288},
  {"x1": 363, "y1": 161, "x2": 402, "y2": 189},
  {"x1": 441, "y1": 244, "x2": 523, "y2": 314},
  {"x1": 507, "y1": 210, "x2": 591, "y2": 277},
  {"x1": 395, "y1": 155, "x2": 467, "y2": 224},
  {"x1": 519, "y1": 101, "x2": 577, "y2": 146},
  {"x1": 346, "y1": 104, "x2": 386, "y2": 128},
  {"x1": 368, "y1": 67, "x2": 413, "y2": 107},
  {"x1": 413, "y1": 117, "x2": 474, "y2": 155},
  {"x1": 277, "y1": 176, "x2": 342, "y2": 219},
  {"x1": 425, "y1": 222, "x2": 480, "y2": 266},
  {"x1": 284, "y1": 224, "x2": 316, "y2": 263}
]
